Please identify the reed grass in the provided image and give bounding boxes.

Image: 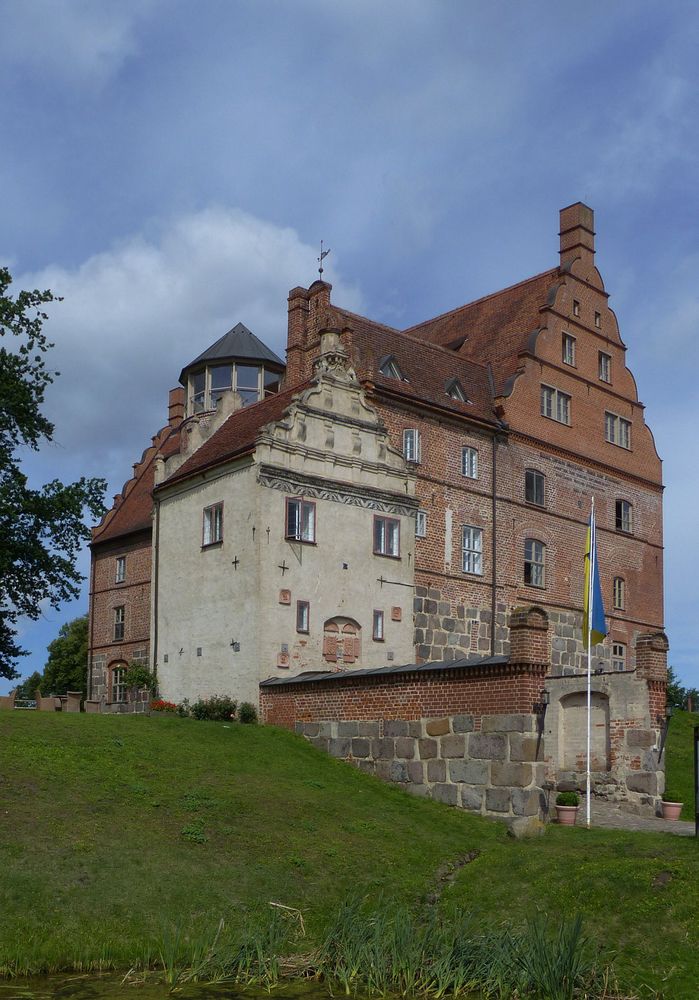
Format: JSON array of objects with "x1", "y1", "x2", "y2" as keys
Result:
[{"x1": 152, "y1": 899, "x2": 629, "y2": 999}]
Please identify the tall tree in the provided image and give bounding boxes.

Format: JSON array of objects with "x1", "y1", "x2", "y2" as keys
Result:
[
  {"x1": 0, "y1": 266, "x2": 105, "y2": 680},
  {"x1": 41, "y1": 615, "x2": 89, "y2": 697}
]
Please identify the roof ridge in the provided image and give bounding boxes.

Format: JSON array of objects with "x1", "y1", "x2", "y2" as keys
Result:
[{"x1": 403, "y1": 266, "x2": 560, "y2": 336}]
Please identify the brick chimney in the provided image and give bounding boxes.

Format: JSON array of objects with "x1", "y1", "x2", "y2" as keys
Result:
[
  {"x1": 168, "y1": 387, "x2": 185, "y2": 426},
  {"x1": 559, "y1": 202, "x2": 595, "y2": 270}
]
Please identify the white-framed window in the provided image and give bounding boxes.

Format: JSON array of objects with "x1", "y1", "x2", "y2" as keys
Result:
[
  {"x1": 202, "y1": 502, "x2": 224, "y2": 546},
  {"x1": 461, "y1": 445, "x2": 478, "y2": 479},
  {"x1": 115, "y1": 556, "x2": 126, "y2": 583},
  {"x1": 403, "y1": 428, "x2": 421, "y2": 463},
  {"x1": 296, "y1": 600, "x2": 310, "y2": 634},
  {"x1": 525, "y1": 469, "x2": 545, "y2": 506},
  {"x1": 111, "y1": 665, "x2": 127, "y2": 703},
  {"x1": 446, "y1": 379, "x2": 469, "y2": 403},
  {"x1": 612, "y1": 642, "x2": 626, "y2": 671},
  {"x1": 379, "y1": 355, "x2": 405, "y2": 380},
  {"x1": 605, "y1": 411, "x2": 631, "y2": 449},
  {"x1": 285, "y1": 497, "x2": 316, "y2": 543},
  {"x1": 615, "y1": 499, "x2": 633, "y2": 534},
  {"x1": 541, "y1": 385, "x2": 571, "y2": 425},
  {"x1": 372, "y1": 609, "x2": 385, "y2": 641},
  {"x1": 562, "y1": 333, "x2": 576, "y2": 366},
  {"x1": 598, "y1": 351, "x2": 611, "y2": 383},
  {"x1": 461, "y1": 525, "x2": 483, "y2": 575},
  {"x1": 613, "y1": 577, "x2": 626, "y2": 610},
  {"x1": 573, "y1": 299, "x2": 580, "y2": 317},
  {"x1": 374, "y1": 515, "x2": 400, "y2": 558},
  {"x1": 113, "y1": 606, "x2": 125, "y2": 641},
  {"x1": 416, "y1": 509, "x2": 427, "y2": 538},
  {"x1": 524, "y1": 539, "x2": 546, "y2": 587}
]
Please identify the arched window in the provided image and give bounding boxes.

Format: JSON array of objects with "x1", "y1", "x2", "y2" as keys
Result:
[
  {"x1": 524, "y1": 539, "x2": 546, "y2": 588},
  {"x1": 109, "y1": 661, "x2": 128, "y2": 703},
  {"x1": 613, "y1": 577, "x2": 626, "y2": 610}
]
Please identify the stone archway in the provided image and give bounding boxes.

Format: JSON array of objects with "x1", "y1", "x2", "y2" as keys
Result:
[{"x1": 559, "y1": 691, "x2": 610, "y2": 772}]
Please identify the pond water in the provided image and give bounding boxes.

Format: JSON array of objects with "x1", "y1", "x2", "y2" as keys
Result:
[{"x1": 0, "y1": 979, "x2": 341, "y2": 1000}]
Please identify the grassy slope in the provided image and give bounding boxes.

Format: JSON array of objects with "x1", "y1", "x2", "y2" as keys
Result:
[
  {"x1": 0, "y1": 712, "x2": 697, "y2": 996},
  {"x1": 664, "y1": 708, "x2": 699, "y2": 820}
]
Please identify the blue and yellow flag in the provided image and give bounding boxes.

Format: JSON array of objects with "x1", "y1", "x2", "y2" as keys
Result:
[{"x1": 583, "y1": 506, "x2": 607, "y2": 647}]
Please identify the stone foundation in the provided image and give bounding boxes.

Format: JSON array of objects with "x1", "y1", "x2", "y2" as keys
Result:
[{"x1": 296, "y1": 712, "x2": 546, "y2": 822}]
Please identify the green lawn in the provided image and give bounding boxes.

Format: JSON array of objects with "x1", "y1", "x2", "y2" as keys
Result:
[
  {"x1": 664, "y1": 707, "x2": 699, "y2": 821},
  {"x1": 1, "y1": 711, "x2": 698, "y2": 996}
]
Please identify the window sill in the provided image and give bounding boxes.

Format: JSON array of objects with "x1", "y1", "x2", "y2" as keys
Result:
[
  {"x1": 296, "y1": 629, "x2": 309, "y2": 636},
  {"x1": 605, "y1": 441, "x2": 632, "y2": 451},
  {"x1": 372, "y1": 637, "x2": 385, "y2": 643},
  {"x1": 541, "y1": 415, "x2": 571, "y2": 426},
  {"x1": 285, "y1": 537, "x2": 317, "y2": 546},
  {"x1": 525, "y1": 500, "x2": 545, "y2": 508},
  {"x1": 523, "y1": 582, "x2": 546, "y2": 590},
  {"x1": 201, "y1": 540, "x2": 224, "y2": 550},
  {"x1": 373, "y1": 551, "x2": 401, "y2": 560},
  {"x1": 461, "y1": 570, "x2": 484, "y2": 578}
]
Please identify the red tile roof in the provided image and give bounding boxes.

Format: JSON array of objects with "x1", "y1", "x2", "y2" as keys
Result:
[
  {"x1": 159, "y1": 383, "x2": 310, "y2": 488},
  {"x1": 402, "y1": 268, "x2": 560, "y2": 394},
  {"x1": 330, "y1": 306, "x2": 498, "y2": 426}
]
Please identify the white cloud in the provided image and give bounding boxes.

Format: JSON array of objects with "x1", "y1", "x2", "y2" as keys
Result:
[{"x1": 18, "y1": 206, "x2": 362, "y2": 495}]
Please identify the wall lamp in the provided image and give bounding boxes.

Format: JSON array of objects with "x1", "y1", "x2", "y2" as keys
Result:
[
  {"x1": 230, "y1": 639, "x2": 241, "y2": 652},
  {"x1": 533, "y1": 688, "x2": 550, "y2": 716}
]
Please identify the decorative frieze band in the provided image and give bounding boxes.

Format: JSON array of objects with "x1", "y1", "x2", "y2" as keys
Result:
[{"x1": 257, "y1": 464, "x2": 418, "y2": 517}]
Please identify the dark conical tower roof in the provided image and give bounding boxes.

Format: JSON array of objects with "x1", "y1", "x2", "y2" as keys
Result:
[{"x1": 179, "y1": 322, "x2": 285, "y2": 385}]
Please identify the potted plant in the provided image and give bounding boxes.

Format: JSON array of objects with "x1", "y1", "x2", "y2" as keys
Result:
[
  {"x1": 555, "y1": 790, "x2": 580, "y2": 825},
  {"x1": 661, "y1": 791, "x2": 683, "y2": 821}
]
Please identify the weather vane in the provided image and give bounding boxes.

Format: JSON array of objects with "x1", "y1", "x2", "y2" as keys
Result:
[{"x1": 317, "y1": 240, "x2": 331, "y2": 278}]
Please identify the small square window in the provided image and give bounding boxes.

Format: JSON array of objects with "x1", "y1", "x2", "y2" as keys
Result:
[
  {"x1": 196, "y1": 647, "x2": 202, "y2": 657},
  {"x1": 562, "y1": 333, "x2": 576, "y2": 366},
  {"x1": 612, "y1": 642, "x2": 626, "y2": 671},
  {"x1": 296, "y1": 600, "x2": 310, "y2": 634},
  {"x1": 573, "y1": 300, "x2": 580, "y2": 317},
  {"x1": 615, "y1": 500, "x2": 633, "y2": 534},
  {"x1": 373, "y1": 609, "x2": 384, "y2": 641},
  {"x1": 203, "y1": 502, "x2": 223, "y2": 546},
  {"x1": 286, "y1": 497, "x2": 316, "y2": 543},
  {"x1": 594, "y1": 311, "x2": 601, "y2": 329},
  {"x1": 115, "y1": 556, "x2": 126, "y2": 583},
  {"x1": 403, "y1": 428, "x2": 421, "y2": 463},
  {"x1": 525, "y1": 469, "x2": 545, "y2": 506},
  {"x1": 461, "y1": 445, "x2": 478, "y2": 479},
  {"x1": 374, "y1": 515, "x2": 400, "y2": 557},
  {"x1": 461, "y1": 525, "x2": 483, "y2": 575},
  {"x1": 598, "y1": 352, "x2": 611, "y2": 383},
  {"x1": 113, "y1": 606, "x2": 125, "y2": 641},
  {"x1": 416, "y1": 509, "x2": 427, "y2": 538}
]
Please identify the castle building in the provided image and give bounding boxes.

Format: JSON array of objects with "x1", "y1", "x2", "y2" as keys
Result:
[{"x1": 88, "y1": 204, "x2": 667, "y2": 811}]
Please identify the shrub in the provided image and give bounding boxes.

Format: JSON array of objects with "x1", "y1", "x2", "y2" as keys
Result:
[
  {"x1": 663, "y1": 789, "x2": 682, "y2": 803},
  {"x1": 150, "y1": 699, "x2": 177, "y2": 713},
  {"x1": 556, "y1": 791, "x2": 580, "y2": 807},
  {"x1": 176, "y1": 699, "x2": 190, "y2": 717},
  {"x1": 189, "y1": 695, "x2": 237, "y2": 722},
  {"x1": 123, "y1": 663, "x2": 157, "y2": 693},
  {"x1": 239, "y1": 702, "x2": 258, "y2": 725}
]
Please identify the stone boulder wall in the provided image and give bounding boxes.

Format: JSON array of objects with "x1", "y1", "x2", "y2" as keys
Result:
[{"x1": 296, "y1": 712, "x2": 547, "y2": 821}]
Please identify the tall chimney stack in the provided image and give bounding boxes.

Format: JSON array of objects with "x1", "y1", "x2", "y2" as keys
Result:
[{"x1": 559, "y1": 202, "x2": 595, "y2": 270}]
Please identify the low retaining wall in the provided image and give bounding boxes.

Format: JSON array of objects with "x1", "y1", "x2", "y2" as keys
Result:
[{"x1": 295, "y1": 712, "x2": 547, "y2": 823}]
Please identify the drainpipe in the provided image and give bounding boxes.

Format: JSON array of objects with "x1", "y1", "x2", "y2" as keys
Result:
[
  {"x1": 491, "y1": 433, "x2": 497, "y2": 656},
  {"x1": 87, "y1": 549, "x2": 96, "y2": 699},
  {"x1": 152, "y1": 498, "x2": 161, "y2": 685}
]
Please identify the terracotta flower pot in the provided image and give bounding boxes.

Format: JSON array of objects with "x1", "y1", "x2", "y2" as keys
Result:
[
  {"x1": 661, "y1": 800, "x2": 683, "y2": 821},
  {"x1": 555, "y1": 804, "x2": 579, "y2": 826}
]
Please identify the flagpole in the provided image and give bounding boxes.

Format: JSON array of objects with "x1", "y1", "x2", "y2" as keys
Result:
[{"x1": 586, "y1": 497, "x2": 595, "y2": 829}]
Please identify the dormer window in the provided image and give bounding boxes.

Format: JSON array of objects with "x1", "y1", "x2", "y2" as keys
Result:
[
  {"x1": 445, "y1": 378, "x2": 470, "y2": 403},
  {"x1": 378, "y1": 355, "x2": 406, "y2": 381}
]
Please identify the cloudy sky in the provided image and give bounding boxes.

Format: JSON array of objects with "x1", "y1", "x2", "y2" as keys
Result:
[{"x1": 2, "y1": 0, "x2": 698, "y2": 692}]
